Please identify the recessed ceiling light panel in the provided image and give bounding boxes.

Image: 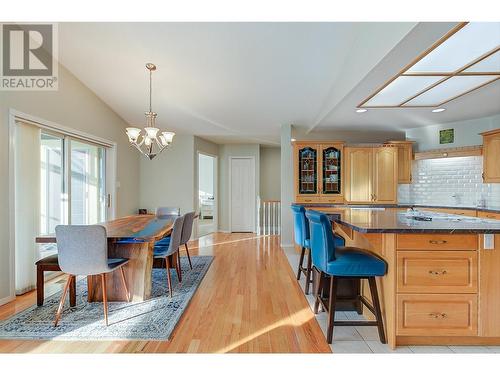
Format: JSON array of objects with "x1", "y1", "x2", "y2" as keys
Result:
[
  {"x1": 407, "y1": 23, "x2": 500, "y2": 73},
  {"x1": 364, "y1": 76, "x2": 445, "y2": 107},
  {"x1": 464, "y1": 50, "x2": 500, "y2": 73},
  {"x1": 356, "y1": 109, "x2": 367, "y2": 113},
  {"x1": 359, "y1": 22, "x2": 500, "y2": 109},
  {"x1": 432, "y1": 108, "x2": 446, "y2": 113},
  {"x1": 403, "y1": 75, "x2": 499, "y2": 106}
]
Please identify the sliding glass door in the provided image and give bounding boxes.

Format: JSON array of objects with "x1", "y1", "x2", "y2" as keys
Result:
[
  {"x1": 70, "y1": 140, "x2": 106, "y2": 225},
  {"x1": 39, "y1": 132, "x2": 107, "y2": 232}
]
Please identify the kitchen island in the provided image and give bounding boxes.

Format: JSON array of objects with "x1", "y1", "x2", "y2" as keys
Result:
[{"x1": 314, "y1": 207, "x2": 500, "y2": 348}]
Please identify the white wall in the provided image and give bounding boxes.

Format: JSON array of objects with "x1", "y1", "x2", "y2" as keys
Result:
[
  {"x1": 280, "y1": 124, "x2": 294, "y2": 248},
  {"x1": 218, "y1": 144, "x2": 260, "y2": 232},
  {"x1": 260, "y1": 146, "x2": 281, "y2": 200},
  {"x1": 406, "y1": 114, "x2": 500, "y2": 152},
  {"x1": 0, "y1": 64, "x2": 140, "y2": 303},
  {"x1": 292, "y1": 127, "x2": 406, "y2": 143},
  {"x1": 139, "y1": 135, "x2": 195, "y2": 215}
]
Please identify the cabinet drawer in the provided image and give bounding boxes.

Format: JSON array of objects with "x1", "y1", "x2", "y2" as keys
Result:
[
  {"x1": 478, "y1": 211, "x2": 500, "y2": 220},
  {"x1": 397, "y1": 234, "x2": 478, "y2": 251},
  {"x1": 295, "y1": 196, "x2": 319, "y2": 204},
  {"x1": 397, "y1": 251, "x2": 477, "y2": 293},
  {"x1": 397, "y1": 294, "x2": 477, "y2": 336},
  {"x1": 319, "y1": 195, "x2": 344, "y2": 204}
]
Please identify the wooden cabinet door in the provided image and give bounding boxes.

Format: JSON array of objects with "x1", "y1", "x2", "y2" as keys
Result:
[
  {"x1": 373, "y1": 147, "x2": 398, "y2": 204},
  {"x1": 482, "y1": 130, "x2": 500, "y2": 183},
  {"x1": 385, "y1": 141, "x2": 413, "y2": 183},
  {"x1": 479, "y1": 233, "x2": 500, "y2": 337},
  {"x1": 345, "y1": 147, "x2": 373, "y2": 203},
  {"x1": 294, "y1": 143, "x2": 319, "y2": 201}
]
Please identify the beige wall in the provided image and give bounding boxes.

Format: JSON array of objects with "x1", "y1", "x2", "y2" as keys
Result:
[
  {"x1": 259, "y1": 146, "x2": 281, "y2": 200},
  {"x1": 139, "y1": 135, "x2": 195, "y2": 215},
  {"x1": 292, "y1": 127, "x2": 406, "y2": 143},
  {"x1": 0, "y1": 65, "x2": 140, "y2": 302}
]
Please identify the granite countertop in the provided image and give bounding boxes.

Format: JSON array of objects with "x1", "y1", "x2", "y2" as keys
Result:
[
  {"x1": 322, "y1": 207, "x2": 500, "y2": 234},
  {"x1": 301, "y1": 203, "x2": 500, "y2": 214}
]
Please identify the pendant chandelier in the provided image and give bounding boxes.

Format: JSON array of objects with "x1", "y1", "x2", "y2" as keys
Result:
[{"x1": 126, "y1": 63, "x2": 175, "y2": 160}]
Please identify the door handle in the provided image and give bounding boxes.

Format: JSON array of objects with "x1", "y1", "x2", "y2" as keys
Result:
[{"x1": 429, "y1": 240, "x2": 447, "y2": 245}]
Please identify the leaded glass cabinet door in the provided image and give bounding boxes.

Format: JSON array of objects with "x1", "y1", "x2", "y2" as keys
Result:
[
  {"x1": 296, "y1": 145, "x2": 319, "y2": 198},
  {"x1": 321, "y1": 146, "x2": 341, "y2": 195}
]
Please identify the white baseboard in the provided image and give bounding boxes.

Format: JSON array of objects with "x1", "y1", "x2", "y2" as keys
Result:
[{"x1": 0, "y1": 294, "x2": 15, "y2": 307}]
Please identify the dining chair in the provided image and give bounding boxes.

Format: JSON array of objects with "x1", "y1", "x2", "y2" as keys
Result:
[
  {"x1": 179, "y1": 211, "x2": 196, "y2": 269},
  {"x1": 156, "y1": 206, "x2": 180, "y2": 216},
  {"x1": 305, "y1": 210, "x2": 387, "y2": 344},
  {"x1": 153, "y1": 215, "x2": 185, "y2": 297},
  {"x1": 54, "y1": 225, "x2": 130, "y2": 327}
]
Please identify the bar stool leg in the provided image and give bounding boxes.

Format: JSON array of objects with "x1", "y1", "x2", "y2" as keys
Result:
[
  {"x1": 313, "y1": 269, "x2": 323, "y2": 314},
  {"x1": 326, "y1": 276, "x2": 338, "y2": 344},
  {"x1": 304, "y1": 249, "x2": 312, "y2": 295},
  {"x1": 297, "y1": 247, "x2": 305, "y2": 280},
  {"x1": 368, "y1": 277, "x2": 386, "y2": 344}
]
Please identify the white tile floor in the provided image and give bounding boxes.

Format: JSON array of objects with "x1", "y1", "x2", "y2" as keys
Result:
[{"x1": 283, "y1": 246, "x2": 500, "y2": 354}]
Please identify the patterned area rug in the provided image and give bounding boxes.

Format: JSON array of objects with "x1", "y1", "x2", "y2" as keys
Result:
[{"x1": 0, "y1": 256, "x2": 213, "y2": 341}]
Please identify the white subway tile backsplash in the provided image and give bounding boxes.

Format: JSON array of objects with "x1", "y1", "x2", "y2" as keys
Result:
[{"x1": 398, "y1": 156, "x2": 500, "y2": 207}]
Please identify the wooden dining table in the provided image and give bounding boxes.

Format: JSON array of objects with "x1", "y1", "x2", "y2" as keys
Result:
[{"x1": 35, "y1": 214, "x2": 176, "y2": 302}]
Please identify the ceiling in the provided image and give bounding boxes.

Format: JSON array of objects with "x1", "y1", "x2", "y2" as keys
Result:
[{"x1": 57, "y1": 22, "x2": 500, "y2": 145}]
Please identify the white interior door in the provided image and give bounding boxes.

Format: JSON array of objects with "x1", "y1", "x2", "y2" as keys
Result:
[{"x1": 230, "y1": 157, "x2": 255, "y2": 232}]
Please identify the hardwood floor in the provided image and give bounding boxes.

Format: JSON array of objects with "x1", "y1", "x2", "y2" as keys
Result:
[{"x1": 0, "y1": 233, "x2": 330, "y2": 353}]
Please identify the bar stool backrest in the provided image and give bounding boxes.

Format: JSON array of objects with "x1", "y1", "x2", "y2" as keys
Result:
[
  {"x1": 291, "y1": 204, "x2": 309, "y2": 248},
  {"x1": 304, "y1": 210, "x2": 336, "y2": 273}
]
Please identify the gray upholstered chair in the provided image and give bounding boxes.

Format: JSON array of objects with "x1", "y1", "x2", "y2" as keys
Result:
[
  {"x1": 179, "y1": 211, "x2": 196, "y2": 269},
  {"x1": 156, "y1": 207, "x2": 180, "y2": 216},
  {"x1": 153, "y1": 215, "x2": 185, "y2": 297},
  {"x1": 54, "y1": 225, "x2": 130, "y2": 327}
]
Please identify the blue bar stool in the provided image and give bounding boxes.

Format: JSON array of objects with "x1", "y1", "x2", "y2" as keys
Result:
[
  {"x1": 291, "y1": 205, "x2": 313, "y2": 293},
  {"x1": 291, "y1": 205, "x2": 345, "y2": 294},
  {"x1": 305, "y1": 210, "x2": 387, "y2": 344}
]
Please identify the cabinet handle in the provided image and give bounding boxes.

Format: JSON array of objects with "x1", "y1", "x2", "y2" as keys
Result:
[
  {"x1": 428, "y1": 270, "x2": 447, "y2": 275},
  {"x1": 428, "y1": 313, "x2": 447, "y2": 319},
  {"x1": 304, "y1": 199, "x2": 312, "y2": 202},
  {"x1": 429, "y1": 240, "x2": 447, "y2": 245}
]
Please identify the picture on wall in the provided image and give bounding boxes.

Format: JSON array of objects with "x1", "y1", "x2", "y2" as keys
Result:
[{"x1": 439, "y1": 128, "x2": 454, "y2": 144}]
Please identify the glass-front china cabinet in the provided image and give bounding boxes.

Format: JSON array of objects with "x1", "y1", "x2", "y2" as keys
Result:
[{"x1": 293, "y1": 142, "x2": 344, "y2": 203}]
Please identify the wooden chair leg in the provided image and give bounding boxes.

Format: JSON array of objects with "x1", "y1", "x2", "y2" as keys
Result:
[
  {"x1": 313, "y1": 269, "x2": 323, "y2": 314},
  {"x1": 101, "y1": 273, "x2": 109, "y2": 326},
  {"x1": 69, "y1": 275, "x2": 76, "y2": 307},
  {"x1": 297, "y1": 247, "x2": 306, "y2": 280},
  {"x1": 326, "y1": 276, "x2": 338, "y2": 344},
  {"x1": 368, "y1": 277, "x2": 386, "y2": 344},
  {"x1": 184, "y1": 243, "x2": 193, "y2": 270},
  {"x1": 175, "y1": 252, "x2": 182, "y2": 283},
  {"x1": 119, "y1": 266, "x2": 130, "y2": 302},
  {"x1": 37, "y1": 266, "x2": 44, "y2": 306},
  {"x1": 54, "y1": 274, "x2": 72, "y2": 327},
  {"x1": 304, "y1": 249, "x2": 312, "y2": 295},
  {"x1": 165, "y1": 257, "x2": 173, "y2": 298}
]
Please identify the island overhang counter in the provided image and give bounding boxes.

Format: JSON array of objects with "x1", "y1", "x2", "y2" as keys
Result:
[{"x1": 311, "y1": 207, "x2": 500, "y2": 348}]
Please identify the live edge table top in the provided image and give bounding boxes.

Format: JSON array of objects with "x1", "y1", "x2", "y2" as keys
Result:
[
  {"x1": 315, "y1": 208, "x2": 500, "y2": 234},
  {"x1": 35, "y1": 214, "x2": 176, "y2": 244}
]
